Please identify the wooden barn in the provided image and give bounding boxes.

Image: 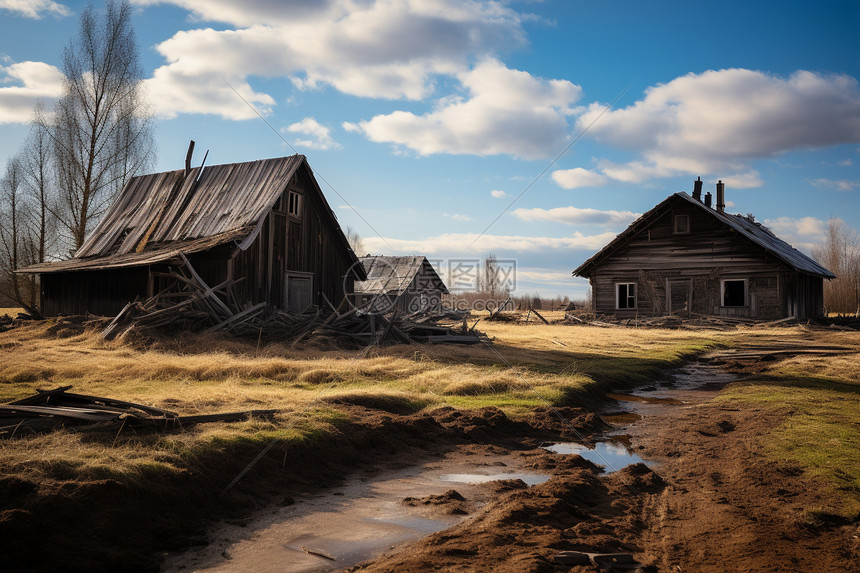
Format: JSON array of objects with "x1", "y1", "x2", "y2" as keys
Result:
[
  {"x1": 19, "y1": 154, "x2": 365, "y2": 317},
  {"x1": 573, "y1": 180, "x2": 835, "y2": 320},
  {"x1": 354, "y1": 256, "x2": 448, "y2": 313}
]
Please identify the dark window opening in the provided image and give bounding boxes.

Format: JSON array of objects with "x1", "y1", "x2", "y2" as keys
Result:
[
  {"x1": 674, "y1": 214, "x2": 690, "y2": 233},
  {"x1": 617, "y1": 283, "x2": 636, "y2": 309},
  {"x1": 287, "y1": 191, "x2": 301, "y2": 218},
  {"x1": 723, "y1": 279, "x2": 746, "y2": 307}
]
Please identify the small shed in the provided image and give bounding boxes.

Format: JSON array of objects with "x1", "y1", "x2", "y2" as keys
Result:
[
  {"x1": 20, "y1": 154, "x2": 365, "y2": 316},
  {"x1": 573, "y1": 180, "x2": 835, "y2": 320},
  {"x1": 354, "y1": 256, "x2": 448, "y2": 313}
]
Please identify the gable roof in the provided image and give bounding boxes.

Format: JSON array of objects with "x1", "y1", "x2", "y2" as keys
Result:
[
  {"x1": 355, "y1": 256, "x2": 449, "y2": 296},
  {"x1": 573, "y1": 192, "x2": 835, "y2": 279},
  {"x1": 20, "y1": 155, "x2": 363, "y2": 276}
]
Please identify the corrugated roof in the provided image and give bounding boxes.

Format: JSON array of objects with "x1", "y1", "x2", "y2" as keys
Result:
[
  {"x1": 20, "y1": 229, "x2": 248, "y2": 274},
  {"x1": 75, "y1": 155, "x2": 304, "y2": 258},
  {"x1": 355, "y1": 256, "x2": 449, "y2": 295},
  {"x1": 574, "y1": 192, "x2": 835, "y2": 279},
  {"x1": 19, "y1": 154, "x2": 364, "y2": 278}
]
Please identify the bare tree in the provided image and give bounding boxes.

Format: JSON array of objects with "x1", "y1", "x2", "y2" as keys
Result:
[
  {"x1": 40, "y1": 0, "x2": 154, "y2": 251},
  {"x1": 345, "y1": 225, "x2": 365, "y2": 256},
  {"x1": 19, "y1": 116, "x2": 59, "y2": 264},
  {"x1": 812, "y1": 218, "x2": 860, "y2": 316},
  {"x1": 0, "y1": 158, "x2": 39, "y2": 313}
]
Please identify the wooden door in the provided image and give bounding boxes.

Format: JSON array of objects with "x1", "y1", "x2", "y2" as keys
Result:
[
  {"x1": 668, "y1": 279, "x2": 691, "y2": 316},
  {"x1": 284, "y1": 272, "x2": 313, "y2": 312}
]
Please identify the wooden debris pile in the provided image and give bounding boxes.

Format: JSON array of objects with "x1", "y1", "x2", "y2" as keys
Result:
[
  {"x1": 100, "y1": 254, "x2": 484, "y2": 345},
  {"x1": 0, "y1": 386, "x2": 276, "y2": 439},
  {"x1": 561, "y1": 312, "x2": 810, "y2": 330}
]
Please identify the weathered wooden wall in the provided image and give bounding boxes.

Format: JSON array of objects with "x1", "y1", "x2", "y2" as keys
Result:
[
  {"x1": 230, "y1": 164, "x2": 355, "y2": 311},
  {"x1": 42, "y1": 268, "x2": 150, "y2": 317},
  {"x1": 588, "y1": 205, "x2": 816, "y2": 319}
]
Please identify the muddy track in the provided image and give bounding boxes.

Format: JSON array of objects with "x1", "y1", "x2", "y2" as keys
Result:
[{"x1": 346, "y1": 346, "x2": 860, "y2": 573}]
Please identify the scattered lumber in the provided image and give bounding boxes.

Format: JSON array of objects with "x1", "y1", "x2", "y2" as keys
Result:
[
  {"x1": 96, "y1": 257, "x2": 483, "y2": 346},
  {"x1": 0, "y1": 386, "x2": 277, "y2": 439}
]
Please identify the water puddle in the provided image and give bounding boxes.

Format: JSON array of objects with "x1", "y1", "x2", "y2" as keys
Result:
[
  {"x1": 162, "y1": 449, "x2": 549, "y2": 573},
  {"x1": 440, "y1": 472, "x2": 549, "y2": 486},
  {"x1": 544, "y1": 441, "x2": 645, "y2": 472},
  {"x1": 164, "y1": 360, "x2": 735, "y2": 572}
]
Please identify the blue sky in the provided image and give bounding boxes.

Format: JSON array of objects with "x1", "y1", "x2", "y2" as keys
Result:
[{"x1": 1, "y1": 0, "x2": 859, "y2": 298}]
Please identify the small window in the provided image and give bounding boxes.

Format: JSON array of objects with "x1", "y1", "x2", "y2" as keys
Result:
[
  {"x1": 287, "y1": 190, "x2": 302, "y2": 218},
  {"x1": 674, "y1": 214, "x2": 690, "y2": 234},
  {"x1": 616, "y1": 282, "x2": 636, "y2": 309},
  {"x1": 721, "y1": 279, "x2": 747, "y2": 307}
]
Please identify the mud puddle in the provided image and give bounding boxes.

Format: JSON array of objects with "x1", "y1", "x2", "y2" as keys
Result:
[
  {"x1": 544, "y1": 361, "x2": 739, "y2": 474},
  {"x1": 162, "y1": 447, "x2": 549, "y2": 573},
  {"x1": 544, "y1": 441, "x2": 646, "y2": 472}
]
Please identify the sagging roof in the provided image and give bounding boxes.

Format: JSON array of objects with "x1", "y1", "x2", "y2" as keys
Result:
[
  {"x1": 355, "y1": 256, "x2": 449, "y2": 296},
  {"x1": 20, "y1": 229, "x2": 248, "y2": 274},
  {"x1": 573, "y1": 192, "x2": 835, "y2": 279},
  {"x1": 19, "y1": 154, "x2": 363, "y2": 276}
]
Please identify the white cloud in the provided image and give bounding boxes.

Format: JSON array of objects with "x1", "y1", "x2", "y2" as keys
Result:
[
  {"x1": 0, "y1": 61, "x2": 65, "y2": 124},
  {"x1": 143, "y1": 0, "x2": 527, "y2": 117},
  {"x1": 512, "y1": 206, "x2": 640, "y2": 226},
  {"x1": 352, "y1": 59, "x2": 582, "y2": 159},
  {"x1": 551, "y1": 167, "x2": 607, "y2": 189},
  {"x1": 0, "y1": 0, "x2": 70, "y2": 18},
  {"x1": 809, "y1": 178, "x2": 860, "y2": 192},
  {"x1": 283, "y1": 117, "x2": 340, "y2": 150},
  {"x1": 716, "y1": 172, "x2": 763, "y2": 189},
  {"x1": 763, "y1": 216, "x2": 828, "y2": 253},
  {"x1": 491, "y1": 189, "x2": 507, "y2": 198},
  {"x1": 444, "y1": 212, "x2": 472, "y2": 221},
  {"x1": 837, "y1": 158, "x2": 852, "y2": 166},
  {"x1": 363, "y1": 230, "x2": 617, "y2": 255},
  {"x1": 581, "y1": 69, "x2": 860, "y2": 183}
]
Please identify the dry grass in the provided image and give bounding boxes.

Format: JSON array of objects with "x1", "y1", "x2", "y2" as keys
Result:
[
  {"x1": 0, "y1": 307, "x2": 24, "y2": 316},
  {"x1": 1, "y1": 316, "x2": 842, "y2": 490}
]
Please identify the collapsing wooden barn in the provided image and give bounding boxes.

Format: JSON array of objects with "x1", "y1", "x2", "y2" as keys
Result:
[
  {"x1": 354, "y1": 256, "x2": 448, "y2": 313},
  {"x1": 19, "y1": 153, "x2": 365, "y2": 317},
  {"x1": 573, "y1": 179, "x2": 835, "y2": 320}
]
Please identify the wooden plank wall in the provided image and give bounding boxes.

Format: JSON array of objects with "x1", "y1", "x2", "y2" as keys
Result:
[
  {"x1": 229, "y1": 164, "x2": 355, "y2": 309},
  {"x1": 590, "y1": 205, "x2": 795, "y2": 319},
  {"x1": 42, "y1": 268, "x2": 150, "y2": 316}
]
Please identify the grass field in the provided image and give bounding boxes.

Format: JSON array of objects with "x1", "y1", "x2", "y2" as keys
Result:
[
  {"x1": 0, "y1": 314, "x2": 858, "y2": 520},
  {"x1": 715, "y1": 332, "x2": 860, "y2": 518}
]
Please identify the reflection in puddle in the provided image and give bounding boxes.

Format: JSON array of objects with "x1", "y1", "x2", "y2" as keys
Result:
[
  {"x1": 439, "y1": 472, "x2": 549, "y2": 486},
  {"x1": 544, "y1": 442, "x2": 645, "y2": 473}
]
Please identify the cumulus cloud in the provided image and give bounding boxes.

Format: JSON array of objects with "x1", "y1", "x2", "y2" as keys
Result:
[
  {"x1": 0, "y1": 0, "x2": 70, "y2": 18},
  {"x1": 0, "y1": 61, "x2": 65, "y2": 124},
  {"x1": 579, "y1": 68, "x2": 860, "y2": 184},
  {"x1": 809, "y1": 178, "x2": 860, "y2": 192},
  {"x1": 491, "y1": 190, "x2": 507, "y2": 198},
  {"x1": 551, "y1": 167, "x2": 607, "y2": 189},
  {"x1": 363, "y1": 230, "x2": 617, "y2": 255},
  {"x1": 283, "y1": 117, "x2": 340, "y2": 150},
  {"x1": 444, "y1": 212, "x2": 472, "y2": 221},
  {"x1": 352, "y1": 59, "x2": 582, "y2": 159},
  {"x1": 764, "y1": 216, "x2": 828, "y2": 253},
  {"x1": 143, "y1": 0, "x2": 526, "y2": 117},
  {"x1": 512, "y1": 206, "x2": 640, "y2": 226}
]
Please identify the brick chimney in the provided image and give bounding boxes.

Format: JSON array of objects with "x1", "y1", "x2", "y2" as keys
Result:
[
  {"x1": 716, "y1": 180, "x2": 726, "y2": 213},
  {"x1": 704, "y1": 191, "x2": 712, "y2": 208},
  {"x1": 692, "y1": 176, "x2": 703, "y2": 201}
]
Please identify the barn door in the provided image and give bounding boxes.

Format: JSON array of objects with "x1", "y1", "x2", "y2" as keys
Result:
[
  {"x1": 283, "y1": 272, "x2": 313, "y2": 312},
  {"x1": 668, "y1": 279, "x2": 691, "y2": 316}
]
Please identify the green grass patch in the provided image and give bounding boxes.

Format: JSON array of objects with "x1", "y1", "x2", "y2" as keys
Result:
[{"x1": 718, "y1": 379, "x2": 860, "y2": 518}]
